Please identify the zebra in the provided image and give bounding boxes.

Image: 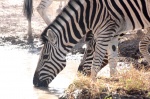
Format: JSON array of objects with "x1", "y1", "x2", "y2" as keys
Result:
[
  {"x1": 78, "y1": 31, "x2": 109, "y2": 76},
  {"x1": 23, "y1": 0, "x2": 68, "y2": 43},
  {"x1": 78, "y1": 32, "x2": 129, "y2": 76},
  {"x1": 79, "y1": 29, "x2": 150, "y2": 76},
  {"x1": 139, "y1": 28, "x2": 150, "y2": 65},
  {"x1": 23, "y1": 0, "x2": 122, "y2": 75},
  {"x1": 33, "y1": 0, "x2": 150, "y2": 87}
]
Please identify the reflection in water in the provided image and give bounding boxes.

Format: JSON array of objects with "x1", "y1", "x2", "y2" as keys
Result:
[{"x1": 0, "y1": 45, "x2": 80, "y2": 99}]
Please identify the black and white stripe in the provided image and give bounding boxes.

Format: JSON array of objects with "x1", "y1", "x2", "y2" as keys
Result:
[
  {"x1": 139, "y1": 28, "x2": 150, "y2": 65},
  {"x1": 33, "y1": 0, "x2": 150, "y2": 87}
]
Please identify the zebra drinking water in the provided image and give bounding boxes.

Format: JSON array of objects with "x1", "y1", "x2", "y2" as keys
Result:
[{"x1": 33, "y1": 0, "x2": 150, "y2": 87}]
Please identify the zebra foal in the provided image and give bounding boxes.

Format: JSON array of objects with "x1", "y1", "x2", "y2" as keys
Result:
[{"x1": 33, "y1": 0, "x2": 150, "y2": 87}]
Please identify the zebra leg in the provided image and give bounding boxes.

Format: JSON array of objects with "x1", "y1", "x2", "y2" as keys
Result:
[
  {"x1": 78, "y1": 41, "x2": 109, "y2": 76},
  {"x1": 139, "y1": 33, "x2": 150, "y2": 65},
  {"x1": 37, "y1": 0, "x2": 53, "y2": 25},
  {"x1": 78, "y1": 41, "x2": 94, "y2": 76},
  {"x1": 27, "y1": 20, "x2": 33, "y2": 43},
  {"x1": 23, "y1": 0, "x2": 34, "y2": 43},
  {"x1": 108, "y1": 37, "x2": 118, "y2": 76},
  {"x1": 91, "y1": 41, "x2": 109, "y2": 81}
]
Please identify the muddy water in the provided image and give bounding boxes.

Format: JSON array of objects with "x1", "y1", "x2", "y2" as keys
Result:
[{"x1": 0, "y1": 45, "x2": 82, "y2": 99}]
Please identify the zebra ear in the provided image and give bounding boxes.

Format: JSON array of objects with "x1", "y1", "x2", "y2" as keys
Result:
[{"x1": 47, "y1": 29, "x2": 57, "y2": 45}]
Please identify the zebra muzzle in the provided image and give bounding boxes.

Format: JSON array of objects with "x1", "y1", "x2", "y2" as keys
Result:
[{"x1": 33, "y1": 72, "x2": 48, "y2": 87}]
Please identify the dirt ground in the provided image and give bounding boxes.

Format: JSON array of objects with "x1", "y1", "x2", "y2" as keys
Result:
[{"x1": 0, "y1": 0, "x2": 65, "y2": 46}]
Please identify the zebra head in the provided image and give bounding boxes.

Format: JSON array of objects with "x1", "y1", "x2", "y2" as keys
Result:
[{"x1": 33, "y1": 29, "x2": 66, "y2": 87}]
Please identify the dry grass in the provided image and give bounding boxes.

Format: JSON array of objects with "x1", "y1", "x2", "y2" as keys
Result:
[
  {"x1": 65, "y1": 66, "x2": 150, "y2": 98},
  {"x1": 119, "y1": 67, "x2": 150, "y2": 91},
  {"x1": 65, "y1": 73, "x2": 105, "y2": 99}
]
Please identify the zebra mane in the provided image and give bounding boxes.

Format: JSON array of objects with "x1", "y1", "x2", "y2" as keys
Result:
[{"x1": 40, "y1": 3, "x2": 68, "y2": 44}]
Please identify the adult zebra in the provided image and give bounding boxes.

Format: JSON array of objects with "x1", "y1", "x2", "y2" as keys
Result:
[
  {"x1": 23, "y1": 0, "x2": 68, "y2": 43},
  {"x1": 33, "y1": 0, "x2": 150, "y2": 87}
]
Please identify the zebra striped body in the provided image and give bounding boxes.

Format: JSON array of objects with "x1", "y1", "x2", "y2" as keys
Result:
[
  {"x1": 78, "y1": 36, "x2": 109, "y2": 76},
  {"x1": 139, "y1": 28, "x2": 150, "y2": 65},
  {"x1": 78, "y1": 35, "x2": 120, "y2": 76},
  {"x1": 33, "y1": 0, "x2": 150, "y2": 87}
]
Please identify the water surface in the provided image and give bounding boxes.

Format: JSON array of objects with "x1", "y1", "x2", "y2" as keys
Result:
[{"x1": 0, "y1": 45, "x2": 81, "y2": 99}]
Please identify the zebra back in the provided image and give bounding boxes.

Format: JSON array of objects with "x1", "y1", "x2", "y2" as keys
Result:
[{"x1": 23, "y1": 0, "x2": 33, "y2": 21}]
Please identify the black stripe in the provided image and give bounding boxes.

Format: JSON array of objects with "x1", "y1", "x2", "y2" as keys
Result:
[
  {"x1": 69, "y1": 2, "x2": 78, "y2": 25},
  {"x1": 55, "y1": 46, "x2": 66, "y2": 58},
  {"x1": 119, "y1": 0, "x2": 135, "y2": 29},
  {"x1": 55, "y1": 20, "x2": 68, "y2": 43},
  {"x1": 104, "y1": 0, "x2": 120, "y2": 22},
  {"x1": 66, "y1": 6, "x2": 82, "y2": 39},
  {"x1": 61, "y1": 9, "x2": 77, "y2": 44},
  {"x1": 93, "y1": 0, "x2": 103, "y2": 28},
  {"x1": 51, "y1": 58, "x2": 62, "y2": 73},
  {"x1": 42, "y1": 65, "x2": 56, "y2": 76},
  {"x1": 94, "y1": 8, "x2": 107, "y2": 34},
  {"x1": 90, "y1": 0, "x2": 97, "y2": 27},
  {"x1": 96, "y1": 48, "x2": 106, "y2": 57},
  {"x1": 85, "y1": 0, "x2": 90, "y2": 28},
  {"x1": 127, "y1": 0, "x2": 144, "y2": 28},
  {"x1": 48, "y1": 60, "x2": 60, "y2": 75},
  {"x1": 111, "y1": 0, "x2": 124, "y2": 18},
  {"x1": 50, "y1": 24, "x2": 62, "y2": 46},
  {"x1": 75, "y1": 0, "x2": 86, "y2": 34},
  {"x1": 141, "y1": 0, "x2": 150, "y2": 23},
  {"x1": 64, "y1": 8, "x2": 81, "y2": 43},
  {"x1": 134, "y1": 0, "x2": 140, "y2": 10}
]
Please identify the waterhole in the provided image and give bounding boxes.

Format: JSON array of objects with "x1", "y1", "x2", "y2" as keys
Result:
[{"x1": 0, "y1": 45, "x2": 82, "y2": 99}]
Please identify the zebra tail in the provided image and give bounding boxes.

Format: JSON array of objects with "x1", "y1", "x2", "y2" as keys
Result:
[{"x1": 23, "y1": 0, "x2": 33, "y2": 21}]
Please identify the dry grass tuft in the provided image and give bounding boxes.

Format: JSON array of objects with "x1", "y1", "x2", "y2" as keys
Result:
[
  {"x1": 66, "y1": 73, "x2": 105, "y2": 98},
  {"x1": 118, "y1": 66, "x2": 150, "y2": 91},
  {"x1": 65, "y1": 66, "x2": 150, "y2": 98}
]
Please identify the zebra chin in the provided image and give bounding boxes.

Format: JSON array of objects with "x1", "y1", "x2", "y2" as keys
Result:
[{"x1": 33, "y1": 72, "x2": 49, "y2": 87}]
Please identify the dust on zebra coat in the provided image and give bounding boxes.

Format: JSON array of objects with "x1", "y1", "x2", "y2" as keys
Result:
[{"x1": 33, "y1": 0, "x2": 150, "y2": 87}]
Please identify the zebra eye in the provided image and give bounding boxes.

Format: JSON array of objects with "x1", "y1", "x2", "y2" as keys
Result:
[{"x1": 43, "y1": 55, "x2": 49, "y2": 59}]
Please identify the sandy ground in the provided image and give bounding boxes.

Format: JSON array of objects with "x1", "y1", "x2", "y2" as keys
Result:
[{"x1": 0, "y1": 0, "x2": 67, "y2": 45}]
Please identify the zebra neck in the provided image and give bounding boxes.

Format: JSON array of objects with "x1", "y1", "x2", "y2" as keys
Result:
[{"x1": 48, "y1": 0, "x2": 91, "y2": 51}]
